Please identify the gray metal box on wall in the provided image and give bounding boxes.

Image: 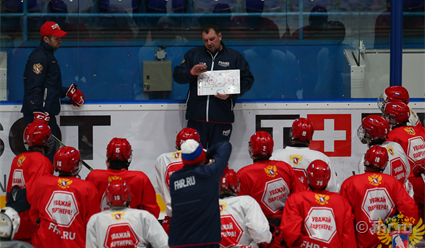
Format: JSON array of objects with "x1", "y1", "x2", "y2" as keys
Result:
[
  {"x1": 143, "y1": 61, "x2": 172, "y2": 92},
  {"x1": 0, "y1": 52, "x2": 7, "y2": 101}
]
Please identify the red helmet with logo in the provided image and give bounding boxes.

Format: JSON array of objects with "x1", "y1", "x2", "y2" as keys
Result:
[
  {"x1": 364, "y1": 145, "x2": 389, "y2": 171},
  {"x1": 249, "y1": 131, "x2": 273, "y2": 157},
  {"x1": 307, "y1": 160, "x2": 331, "y2": 190},
  {"x1": 106, "y1": 138, "x2": 132, "y2": 163},
  {"x1": 291, "y1": 118, "x2": 314, "y2": 142},
  {"x1": 106, "y1": 180, "x2": 131, "y2": 207},
  {"x1": 384, "y1": 101, "x2": 410, "y2": 126},
  {"x1": 220, "y1": 169, "x2": 239, "y2": 195},
  {"x1": 378, "y1": 86, "x2": 410, "y2": 112},
  {"x1": 53, "y1": 146, "x2": 82, "y2": 174},
  {"x1": 176, "y1": 128, "x2": 200, "y2": 150},
  {"x1": 358, "y1": 115, "x2": 390, "y2": 143},
  {"x1": 24, "y1": 122, "x2": 51, "y2": 147}
]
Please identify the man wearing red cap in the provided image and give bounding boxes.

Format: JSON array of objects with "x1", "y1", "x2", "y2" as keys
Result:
[{"x1": 21, "y1": 21, "x2": 85, "y2": 162}]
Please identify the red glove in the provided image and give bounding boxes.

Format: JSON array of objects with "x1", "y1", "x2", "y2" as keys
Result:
[
  {"x1": 66, "y1": 84, "x2": 85, "y2": 107},
  {"x1": 33, "y1": 112, "x2": 50, "y2": 125},
  {"x1": 162, "y1": 216, "x2": 170, "y2": 234}
]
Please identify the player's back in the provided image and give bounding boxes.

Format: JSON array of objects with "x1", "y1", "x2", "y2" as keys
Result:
[
  {"x1": 86, "y1": 168, "x2": 159, "y2": 217},
  {"x1": 30, "y1": 174, "x2": 98, "y2": 248},
  {"x1": 271, "y1": 146, "x2": 338, "y2": 192},
  {"x1": 237, "y1": 160, "x2": 305, "y2": 218}
]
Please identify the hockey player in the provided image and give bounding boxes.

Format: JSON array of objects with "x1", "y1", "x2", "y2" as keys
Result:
[
  {"x1": 357, "y1": 115, "x2": 412, "y2": 196},
  {"x1": 340, "y1": 145, "x2": 418, "y2": 248},
  {"x1": 270, "y1": 118, "x2": 339, "y2": 192},
  {"x1": 281, "y1": 160, "x2": 357, "y2": 248},
  {"x1": 86, "y1": 137, "x2": 160, "y2": 218},
  {"x1": 219, "y1": 169, "x2": 272, "y2": 248},
  {"x1": 6, "y1": 122, "x2": 54, "y2": 243},
  {"x1": 377, "y1": 85, "x2": 422, "y2": 127},
  {"x1": 237, "y1": 131, "x2": 306, "y2": 247},
  {"x1": 409, "y1": 162, "x2": 425, "y2": 236},
  {"x1": 0, "y1": 206, "x2": 35, "y2": 248},
  {"x1": 86, "y1": 180, "x2": 169, "y2": 248},
  {"x1": 384, "y1": 101, "x2": 425, "y2": 174},
  {"x1": 30, "y1": 146, "x2": 99, "y2": 248},
  {"x1": 169, "y1": 140, "x2": 231, "y2": 248},
  {"x1": 155, "y1": 128, "x2": 200, "y2": 224}
]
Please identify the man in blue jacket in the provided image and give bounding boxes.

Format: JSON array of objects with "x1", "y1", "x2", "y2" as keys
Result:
[
  {"x1": 173, "y1": 23, "x2": 254, "y2": 148},
  {"x1": 21, "y1": 21, "x2": 85, "y2": 161},
  {"x1": 169, "y1": 139, "x2": 232, "y2": 248}
]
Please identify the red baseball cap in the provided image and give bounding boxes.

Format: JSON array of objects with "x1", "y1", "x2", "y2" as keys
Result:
[{"x1": 40, "y1": 21, "x2": 67, "y2": 37}]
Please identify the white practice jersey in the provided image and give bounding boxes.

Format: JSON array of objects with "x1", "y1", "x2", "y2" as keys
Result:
[
  {"x1": 358, "y1": 141, "x2": 413, "y2": 198},
  {"x1": 155, "y1": 151, "x2": 185, "y2": 217},
  {"x1": 408, "y1": 107, "x2": 422, "y2": 127},
  {"x1": 270, "y1": 146, "x2": 339, "y2": 192},
  {"x1": 219, "y1": 195, "x2": 272, "y2": 248},
  {"x1": 86, "y1": 208, "x2": 169, "y2": 248}
]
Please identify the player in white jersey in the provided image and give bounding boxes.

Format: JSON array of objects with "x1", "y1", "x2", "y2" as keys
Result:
[
  {"x1": 86, "y1": 180, "x2": 169, "y2": 248},
  {"x1": 270, "y1": 118, "x2": 339, "y2": 192},
  {"x1": 154, "y1": 127, "x2": 201, "y2": 233},
  {"x1": 357, "y1": 115, "x2": 413, "y2": 197},
  {"x1": 377, "y1": 85, "x2": 422, "y2": 127},
  {"x1": 219, "y1": 169, "x2": 272, "y2": 248}
]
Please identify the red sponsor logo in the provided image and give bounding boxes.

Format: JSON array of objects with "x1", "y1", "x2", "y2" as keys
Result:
[
  {"x1": 104, "y1": 223, "x2": 139, "y2": 248},
  {"x1": 220, "y1": 215, "x2": 243, "y2": 248},
  {"x1": 308, "y1": 114, "x2": 351, "y2": 157}
]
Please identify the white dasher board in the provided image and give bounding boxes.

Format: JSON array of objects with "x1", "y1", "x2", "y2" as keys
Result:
[{"x1": 197, "y1": 69, "x2": 240, "y2": 96}]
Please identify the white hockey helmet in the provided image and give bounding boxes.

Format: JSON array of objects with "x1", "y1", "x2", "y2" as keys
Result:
[{"x1": 0, "y1": 207, "x2": 20, "y2": 240}]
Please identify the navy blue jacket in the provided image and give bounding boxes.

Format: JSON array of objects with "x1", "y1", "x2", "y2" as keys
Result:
[
  {"x1": 21, "y1": 41, "x2": 68, "y2": 115},
  {"x1": 173, "y1": 43, "x2": 254, "y2": 123},
  {"x1": 169, "y1": 141, "x2": 232, "y2": 247}
]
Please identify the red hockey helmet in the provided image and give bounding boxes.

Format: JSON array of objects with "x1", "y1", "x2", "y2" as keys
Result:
[
  {"x1": 307, "y1": 160, "x2": 331, "y2": 190},
  {"x1": 291, "y1": 118, "x2": 314, "y2": 142},
  {"x1": 249, "y1": 131, "x2": 273, "y2": 157},
  {"x1": 220, "y1": 169, "x2": 240, "y2": 195},
  {"x1": 412, "y1": 161, "x2": 425, "y2": 177},
  {"x1": 384, "y1": 101, "x2": 410, "y2": 126},
  {"x1": 364, "y1": 145, "x2": 389, "y2": 171},
  {"x1": 358, "y1": 115, "x2": 390, "y2": 144},
  {"x1": 106, "y1": 138, "x2": 132, "y2": 164},
  {"x1": 176, "y1": 128, "x2": 200, "y2": 150},
  {"x1": 53, "y1": 146, "x2": 82, "y2": 174},
  {"x1": 24, "y1": 122, "x2": 52, "y2": 147},
  {"x1": 105, "y1": 180, "x2": 131, "y2": 207},
  {"x1": 378, "y1": 86, "x2": 410, "y2": 112}
]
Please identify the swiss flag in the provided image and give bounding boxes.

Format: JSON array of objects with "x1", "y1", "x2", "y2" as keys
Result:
[{"x1": 308, "y1": 114, "x2": 351, "y2": 157}]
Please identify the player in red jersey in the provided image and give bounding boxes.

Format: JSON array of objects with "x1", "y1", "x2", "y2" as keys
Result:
[
  {"x1": 86, "y1": 137, "x2": 160, "y2": 218},
  {"x1": 281, "y1": 160, "x2": 357, "y2": 248},
  {"x1": 6, "y1": 123, "x2": 54, "y2": 243},
  {"x1": 30, "y1": 146, "x2": 99, "y2": 248}
]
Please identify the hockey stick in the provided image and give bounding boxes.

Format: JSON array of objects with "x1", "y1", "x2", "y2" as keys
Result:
[{"x1": 51, "y1": 134, "x2": 94, "y2": 171}]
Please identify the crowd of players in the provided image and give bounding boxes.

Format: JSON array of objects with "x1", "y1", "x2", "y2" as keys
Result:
[{"x1": 0, "y1": 85, "x2": 424, "y2": 248}]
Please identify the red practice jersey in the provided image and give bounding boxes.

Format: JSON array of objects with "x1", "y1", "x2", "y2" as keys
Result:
[
  {"x1": 340, "y1": 172, "x2": 418, "y2": 248},
  {"x1": 6, "y1": 151, "x2": 54, "y2": 242},
  {"x1": 281, "y1": 190, "x2": 357, "y2": 248},
  {"x1": 237, "y1": 160, "x2": 306, "y2": 219},
  {"x1": 409, "y1": 175, "x2": 425, "y2": 239},
  {"x1": 387, "y1": 126, "x2": 425, "y2": 176},
  {"x1": 86, "y1": 168, "x2": 160, "y2": 218},
  {"x1": 29, "y1": 174, "x2": 99, "y2": 248}
]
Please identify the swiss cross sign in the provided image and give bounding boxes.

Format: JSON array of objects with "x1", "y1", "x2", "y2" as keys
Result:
[
  {"x1": 305, "y1": 207, "x2": 337, "y2": 244},
  {"x1": 46, "y1": 191, "x2": 79, "y2": 228},
  {"x1": 220, "y1": 215, "x2": 243, "y2": 248},
  {"x1": 361, "y1": 188, "x2": 395, "y2": 222},
  {"x1": 104, "y1": 223, "x2": 139, "y2": 248},
  {"x1": 308, "y1": 114, "x2": 351, "y2": 157}
]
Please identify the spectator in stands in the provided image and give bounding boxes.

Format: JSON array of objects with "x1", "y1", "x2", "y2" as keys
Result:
[
  {"x1": 30, "y1": 146, "x2": 98, "y2": 247},
  {"x1": 6, "y1": 123, "x2": 54, "y2": 243},
  {"x1": 86, "y1": 137, "x2": 160, "y2": 218}
]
